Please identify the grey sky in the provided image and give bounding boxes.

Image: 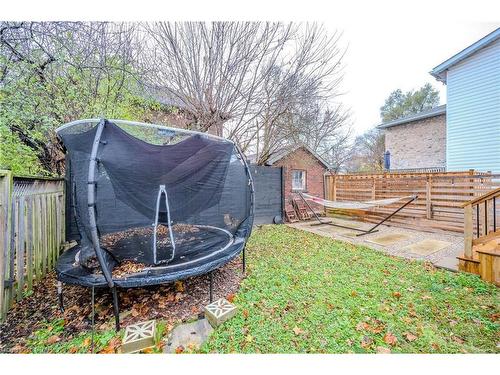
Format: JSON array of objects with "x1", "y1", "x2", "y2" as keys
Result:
[
  {"x1": 4, "y1": 0, "x2": 498, "y2": 139},
  {"x1": 328, "y1": 22, "x2": 498, "y2": 135}
]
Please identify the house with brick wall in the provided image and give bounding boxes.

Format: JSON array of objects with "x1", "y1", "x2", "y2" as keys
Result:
[
  {"x1": 264, "y1": 144, "x2": 331, "y2": 208},
  {"x1": 377, "y1": 28, "x2": 500, "y2": 173},
  {"x1": 378, "y1": 105, "x2": 447, "y2": 170}
]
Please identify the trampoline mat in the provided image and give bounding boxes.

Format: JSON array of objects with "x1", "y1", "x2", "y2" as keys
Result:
[
  {"x1": 56, "y1": 226, "x2": 243, "y2": 288},
  {"x1": 100, "y1": 224, "x2": 233, "y2": 266}
]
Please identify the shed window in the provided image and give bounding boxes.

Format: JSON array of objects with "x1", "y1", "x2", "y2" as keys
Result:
[{"x1": 292, "y1": 170, "x2": 306, "y2": 191}]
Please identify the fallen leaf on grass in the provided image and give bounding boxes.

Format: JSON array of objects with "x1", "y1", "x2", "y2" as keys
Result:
[
  {"x1": 376, "y1": 346, "x2": 391, "y2": 354},
  {"x1": 82, "y1": 338, "x2": 91, "y2": 347},
  {"x1": 431, "y1": 342, "x2": 440, "y2": 351},
  {"x1": 175, "y1": 345, "x2": 185, "y2": 354},
  {"x1": 242, "y1": 309, "x2": 249, "y2": 319},
  {"x1": 404, "y1": 332, "x2": 418, "y2": 342},
  {"x1": 451, "y1": 335, "x2": 464, "y2": 344},
  {"x1": 360, "y1": 336, "x2": 373, "y2": 349},
  {"x1": 245, "y1": 335, "x2": 253, "y2": 343},
  {"x1": 489, "y1": 313, "x2": 500, "y2": 322},
  {"x1": 226, "y1": 293, "x2": 235, "y2": 303},
  {"x1": 351, "y1": 291, "x2": 358, "y2": 297},
  {"x1": 356, "y1": 322, "x2": 369, "y2": 331},
  {"x1": 383, "y1": 332, "x2": 398, "y2": 346},
  {"x1": 99, "y1": 337, "x2": 121, "y2": 354},
  {"x1": 392, "y1": 291, "x2": 401, "y2": 299},
  {"x1": 46, "y1": 335, "x2": 61, "y2": 345},
  {"x1": 11, "y1": 344, "x2": 28, "y2": 353},
  {"x1": 421, "y1": 295, "x2": 432, "y2": 300},
  {"x1": 156, "y1": 341, "x2": 165, "y2": 351},
  {"x1": 293, "y1": 326, "x2": 304, "y2": 335}
]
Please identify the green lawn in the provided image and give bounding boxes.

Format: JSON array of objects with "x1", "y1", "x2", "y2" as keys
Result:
[{"x1": 202, "y1": 225, "x2": 499, "y2": 353}]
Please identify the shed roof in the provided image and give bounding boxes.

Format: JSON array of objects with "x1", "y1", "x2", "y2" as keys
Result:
[
  {"x1": 265, "y1": 144, "x2": 331, "y2": 169},
  {"x1": 430, "y1": 28, "x2": 500, "y2": 83},
  {"x1": 376, "y1": 104, "x2": 446, "y2": 129}
]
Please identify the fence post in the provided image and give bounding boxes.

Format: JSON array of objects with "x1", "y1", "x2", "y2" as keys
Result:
[
  {"x1": 16, "y1": 198, "x2": 25, "y2": 301},
  {"x1": 371, "y1": 179, "x2": 376, "y2": 200},
  {"x1": 332, "y1": 175, "x2": 337, "y2": 201},
  {"x1": 464, "y1": 203, "x2": 473, "y2": 258},
  {"x1": 26, "y1": 198, "x2": 33, "y2": 290},
  {"x1": 426, "y1": 176, "x2": 432, "y2": 219},
  {"x1": 0, "y1": 170, "x2": 13, "y2": 321}
]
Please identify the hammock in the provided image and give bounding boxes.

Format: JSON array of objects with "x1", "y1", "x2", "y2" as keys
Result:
[
  {"x1": 301, "y1": 193, "x2": 417, "y2": 210},
  {"x1": 297, "y1": 192, "x2": 418, "y2": 237}
]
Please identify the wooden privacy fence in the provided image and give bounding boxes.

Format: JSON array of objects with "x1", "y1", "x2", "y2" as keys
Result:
[
  {"x1": 0, "y1": 170, "x2": 65, "y2": 321},
  {"x1": 325, "y1": 170, "x2": 500, "y2": 233}
]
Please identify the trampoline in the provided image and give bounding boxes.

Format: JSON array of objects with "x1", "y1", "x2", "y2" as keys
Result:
[{"x1": 55, "y1": 118, "x2": 254, "y2": 330}]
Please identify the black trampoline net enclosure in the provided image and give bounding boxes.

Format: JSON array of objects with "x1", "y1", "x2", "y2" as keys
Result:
[{"x1": 56, "y1": 119, "x2": 254, "y2": 288}]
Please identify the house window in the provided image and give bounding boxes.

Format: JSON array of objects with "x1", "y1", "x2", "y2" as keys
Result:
[{"x1": 292, "y1": 170, "x2": 306, "y2": 191}]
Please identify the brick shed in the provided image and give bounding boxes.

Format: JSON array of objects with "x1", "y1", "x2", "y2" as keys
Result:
[{"x1": 265, "y1": 144, "x2": 331, "y2": 210}]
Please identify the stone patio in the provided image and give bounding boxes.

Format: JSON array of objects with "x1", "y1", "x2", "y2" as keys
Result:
[{"x1": 288, "y1": 217, "x2": 464, "y2": 271}]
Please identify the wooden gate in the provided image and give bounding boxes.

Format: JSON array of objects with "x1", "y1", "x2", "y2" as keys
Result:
[{"x1": 0, "y1": 170, "x2": 65, "y2": 321}]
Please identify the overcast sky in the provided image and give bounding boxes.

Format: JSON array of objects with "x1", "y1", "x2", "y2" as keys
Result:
[
  {"x1": 328, "y1": 22, "x2": 498, "y2": 136},
  {"x1": 4, "y1": 0, "x2": 499, "y2": 139}
]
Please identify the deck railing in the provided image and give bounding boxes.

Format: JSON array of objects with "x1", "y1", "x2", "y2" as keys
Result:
[
  {"x1": 460, "y1": 187, "x2": 500, "y2": 284},
  {"x1": 463, "y1": 187, "x2": 500, "y2": 257},
  {"x1": 0, "y1": 170, "x2": 65, "y2": 321}
]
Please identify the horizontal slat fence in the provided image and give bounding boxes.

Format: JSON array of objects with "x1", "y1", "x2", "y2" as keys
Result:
[
  {"x1": 325, "y1": 170, "x2": 500, "y2": 233},
  {"x1": 0, "y1": 170, "x2": 65, "y2": 321}
]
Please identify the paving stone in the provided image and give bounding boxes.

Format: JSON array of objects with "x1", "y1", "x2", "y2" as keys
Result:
[
  {"x1": 434, "y1": 255, "x2": 459, "y2": 272},
  {"x1": 204, "y1": 298, "x2": 237, "y2": 328},
  {"x1": 164, "y1": 318, "x2": 213, "y2": 353},
  {"x1": 404, "y1": 239, "x2": 451, "y2": 255},
  {"x1": 288, "y1": 220, "x2": 464, "y2": 266},
  {"x1": 366, "y1": 233, "x2": 410, "y2": 246},
  {"x1": 121, "y1": 320, "x2": 156, "y2": 353}
]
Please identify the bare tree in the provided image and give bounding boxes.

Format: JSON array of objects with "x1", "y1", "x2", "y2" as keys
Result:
[
  {"x1": 1, "y1": 21, "x2": 351, "y2": 173},
  {"x1": 140, "y1": 22, "x2": 350, "y2": 164},
  {"x1": 140, "y1": 22, "x2": 293, "y2": 135},
  {"x1": 344, "y1": 128, "x2": 385, "y2": 172}
]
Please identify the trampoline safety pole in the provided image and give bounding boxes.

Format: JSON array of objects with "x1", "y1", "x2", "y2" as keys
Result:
[
  {"x1": 91, "y1": 286, "x2": 95, "y2": 353},
  {"x1": 242, "y1": 246, "x2": 246, "y2": 274},
  {"x1": 209, "y1": 272, "x2": 214, "y2": 303},
  {"x1": 112, "y1": 287, "x2": 120, "y2": 331},
  {"x1": 57, "y1": 281, "x2": 64, "y2": 312}
]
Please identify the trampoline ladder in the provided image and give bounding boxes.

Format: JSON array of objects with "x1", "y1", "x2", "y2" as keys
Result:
[{"x1": 153, "y1": 184, "x2": 176, "y2": 264}]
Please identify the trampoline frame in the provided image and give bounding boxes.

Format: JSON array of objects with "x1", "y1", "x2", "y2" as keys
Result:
[{"x1": 56, "y1": 118, "x2": 255, "y2": 331}]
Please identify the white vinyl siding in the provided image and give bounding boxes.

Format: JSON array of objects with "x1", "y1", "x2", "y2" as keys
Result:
[
  {"x1": 446, "y1": 39, "x2": 500, "y2": 172},
  {"x1": 292, "y1": 170, "x2": 306, "y2": 191}
]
